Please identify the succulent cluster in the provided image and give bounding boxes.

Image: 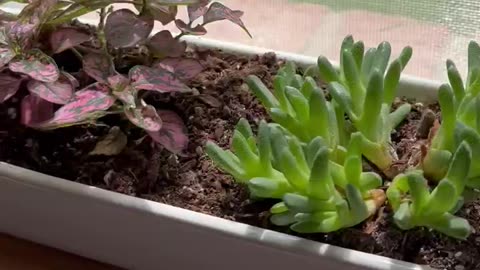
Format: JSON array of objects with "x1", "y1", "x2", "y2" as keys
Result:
[
  {"x1": 248, "y1": 36, "x2": 413, "y2": 177},
  {"x1": 388, "y1": 142, "x2": 473, "y2": 239},
  {"x1": 206, "y1": 120, "x2": 385, "y2": 233},
  {"x1": 0, "y1": 0, "x2": 250, "y2": 154},
  {"x1": 420, "y1": 41, "x2": 480, "y2": 193},
  {"x1": 208, "y1": 36, "x2": 478, "y2": 240}
]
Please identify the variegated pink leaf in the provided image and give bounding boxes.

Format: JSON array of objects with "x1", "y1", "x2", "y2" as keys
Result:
[
  {"x1": 147, "y1": 30, "x2": 186, "y2": 58},
  {"x1": 27, "y1": 72, "x2": 76, "y2": 104},
  {"x1": 81, "y1": 82, "x2": 111, "y2": 94},
  {"x1": 5, "y1": 22, "x2": 36, "y2": 48},
  {"x1": 129, "y1": 65, "x2": 190, "y2": 93},
  {"x1": 174, "y1": 19, "x2": 207, "y2": 36},
  {"x1": 203, "y1": 2, "x2": 251, "y2": 38},
  {"x1": 107, "y1": 74, "x2": 130, "y2": 90},
  {"x1": 108, "y1": 74, "x2": 136, "y2": 107},
  {"x1": 50, "y1": 27, "x2": 91, "y2": 54},
  {"x1": 83, "y1": 52, "x2": 116, "y2": 83},
  {"x1": 9, "y1": 49, "x2": 59, "y2": 82},
  {"x1": 187, "y1": 0, "x2": 210, "y2": 22},
  {"x1": 125, "y1": 104, "x2": 162, "y2": 132},
  {"x1": 21, "y1": 94, "x2": 54, "y2": 127},
  {"x1": 36, "y1": 89, "x2": 116, "y2": 129},
  {"x1": 155, "y1": 57, "x2": 204, "y2": 80},
  {"x1": 18, "y1": 0, "x2": 58, "y2": 25},
  {"x1": 137, "y1": 4, "x2": 178, "y2": 25},
  {"x1": 0, "y1": 47, "x2": 15, "y2": 68},
  {"x1": 0, "y1": 28, "x2": 8, "y2": 45},
  {"x1": 104, "y1": 9, "x2": 154, "y2": 48},
  {"x1": 147, "y1": 110, "x2": 188, "y2": 154},
  {"x1": 0, "y1": 72, "x2": 22, "y2": 102}
]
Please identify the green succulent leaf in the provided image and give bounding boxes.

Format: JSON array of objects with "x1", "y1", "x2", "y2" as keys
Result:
[{"x1": 246, "y1": 75, "x2": 279, "y2": 109}]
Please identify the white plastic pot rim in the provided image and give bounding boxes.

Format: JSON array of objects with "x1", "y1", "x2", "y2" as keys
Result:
[{"x1": 0, "y1": 162, "x2": 428, "y2": 270}]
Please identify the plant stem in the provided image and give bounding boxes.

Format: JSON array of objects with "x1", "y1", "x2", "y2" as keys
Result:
[{"x1": 71, "y1": 48, "x2": 83, "y2": 61}]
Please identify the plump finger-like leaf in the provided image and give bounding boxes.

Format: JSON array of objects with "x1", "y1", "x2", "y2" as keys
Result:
[
  {"x1": 407, "y1": 173, "x2": 430, "y2": 214},
  {"x1": 389, "y1": 103, "x2": 411, "y2": 129},
  {"x1": 360, "y1": 71, "x2": 383, "y2": 141},
  {"x1": 437, "y1": 84, "x2": 455, "y2": 149},
  {"x1": 175, "y1": 19, "x2": 207, "y2": 35},
  {"x1": 283, "y1": 193, "x2": 311, "y2": 212},
  {"x1": 0, "y1": 72, "x2": 22, "y2": 102},
  {"x1": 345, "y1": 184, "x2": 369, "y2": 223},
  {"x1": 342, "y1": 49, "x2": 362, "y2": 101},
  {"x1": 361, "y1": 48, "x2": 376, "y2": 84},
  {"x1": 147, "y1": 30, "x2": 186, "y2": 58},
  {"x1": 203, "y1": 2, "x2": 251, "y2": 38},
  {"x1": 154, "y1": 57, "x2": 204, "y2": 80},
  {"x1": 384, "y1": 60, "x2": 401, "y2": 105},
  {"x1": 206, "y1": 141, "x2": 245, "y2": 181},
  {"x1": 147, "y1": 109, "x2": 189, "y2": 154},
  {"x1": 26, "y1": 78, "x2": 72, "y2": 105},
  {"x1": 249, "y1": 177, "x2": 287, "y2": 199},
  {"x1": 235, "y1": 118, "x2": 253, "y2": 138},
  {"x1": 20, "y1": 94, "x2": 54, "y2": 127},
  {"x1": 351, "y1": 41, "x2": 364, "y2": 69},
  {"x1": 270, "y1": 202, "x2": 288, "y2": 214},
  {"x1": 393, "y1": 202, "x2": 413, "y2": 230},
  {"x1": 425, "y1": 180, "x2": 458, "y2": 216},
  {"x1": 49, "y1": 27, "x2": 91, "y2": 54},
  {"x1": 83, "y1": 52, "x2": 116, "y2": 83},
  {"x1": 270, "y1": 212, "x2": 297, "y2": 226},
  {"x1": 446, "y1": 59, "x2": 465, "y2": 104},
  {"x1": 398, "y1": 46, "x2": 413, "y2": 70},
  {"x1": 188, "y1": 0, "x2": 210, "y2": 22},
  {"x1": 445, "y1": 141, "x2": 471, "y2": 196},
  {"x1": 9, "y1": 49, "x2": 59, "y2": 82},
  {"x1": 309, "y1": 147, "x2": 333, "y2": 200},
  {"x1": 0, "y1": 47, "x2": 15, "y2": 68},
  {"x1": 327, "y1": 82, "x2": 355, "y2": 120},
  {"x1": 468, "y1": 41, "x2": 480, "y2": 85},
  {"x1": 36, "y1": 88, "x2": 115, "y2": 129},
  {"x1": 372, "y1": 41, "x2": 391, "y2": 76},
  {"x1": 429, "y1": 213, "x2": 472, "y2": 240},
  {"x1": 290, "y1": 215, "x2": 339, "y2": 233},
  {"x1": 317, "y1": 56, "x2": 340, "y2": 83},
  {"x1": 129, "y1": 65, "x2": 190, "y2": 93},
  {"x1": 125, "y1": 104, "x2": 162, "y2": 132},
  {"x1": 104, "y1": 9, "x2": 154, "y2": 48}
]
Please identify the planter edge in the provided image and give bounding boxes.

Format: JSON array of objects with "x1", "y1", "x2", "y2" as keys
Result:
[{"x1": 0, "y1": 162, "x2": 428, "y2": 270}]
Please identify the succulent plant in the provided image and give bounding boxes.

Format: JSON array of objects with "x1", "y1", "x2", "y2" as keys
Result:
[
  {"x1": 420, "y1": 41, "x2": 480, "y2": 192},
  {"x1": 246, "y1": 36, "x2": 413, "y2": 178},
  {"x1": 316, "y1": 36, "x2": 413, "y2": 177},
  {"x1": 246, "y1": 64, "x2": 347, "y2": 164},
  {"x1": 206, "y1": 118, "x2": 385, "y2": 233},
  {"x1": 388, "y1": 142, "x2": 473, "y2": 240}
]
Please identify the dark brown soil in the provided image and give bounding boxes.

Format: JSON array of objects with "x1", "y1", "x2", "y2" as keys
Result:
[{"x1": 0, "y1": 48, "x2": 478, "y2": 270}]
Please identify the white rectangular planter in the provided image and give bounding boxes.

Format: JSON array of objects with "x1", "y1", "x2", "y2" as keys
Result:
[{"x1": 0, "y1": 6, "x2": 437, "y2": 269}]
